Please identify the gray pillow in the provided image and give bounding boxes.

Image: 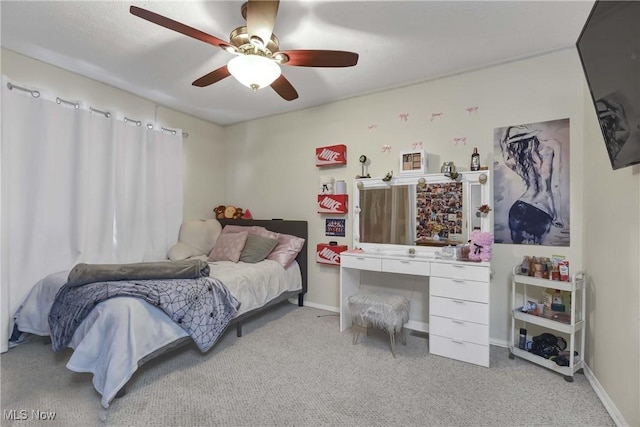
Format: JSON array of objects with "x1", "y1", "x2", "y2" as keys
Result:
[{"x1": 239, "y1": 234, "x2": 279, "y2": 263}]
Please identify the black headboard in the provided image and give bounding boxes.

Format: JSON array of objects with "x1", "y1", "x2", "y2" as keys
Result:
[{"x1": 218, "y1": 219, "x2": 308, "y2": 296}]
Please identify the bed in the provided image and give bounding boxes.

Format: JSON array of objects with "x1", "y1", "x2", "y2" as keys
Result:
[{"x1": 12, "y1": 219, "x2": 308, "y2": 408}]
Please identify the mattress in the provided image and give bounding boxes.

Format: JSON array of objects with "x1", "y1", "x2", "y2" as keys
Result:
[{"x1": 13, "y1": 259, "x2": 302, "y2": 407}]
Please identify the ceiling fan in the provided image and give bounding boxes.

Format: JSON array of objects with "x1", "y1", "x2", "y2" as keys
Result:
[{"x1": 130, "y1": 1, "x2": 359, "y2": 101}]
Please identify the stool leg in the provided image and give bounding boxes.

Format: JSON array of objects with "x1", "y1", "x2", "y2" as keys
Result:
[
  {"x1": 352, "y1": 316, "x2": 365, "y2": 345},
  {"x1": 389, "y1": 331, "x2": 397, "y2": 358},
  {"x1": 398, "y1": 327, "x2": 407, "y2": 346}
]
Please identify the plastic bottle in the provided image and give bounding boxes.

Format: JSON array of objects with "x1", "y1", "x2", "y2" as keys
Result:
[
  {"x1": 470, "y1": 147, "x2": 480, "y2": 171},
  {"x1": 543, "y1": 288, "x2": 554, "y2": 309},
  {"x1": 518, "y1": 328, "x2": 527, "y2": 349}
]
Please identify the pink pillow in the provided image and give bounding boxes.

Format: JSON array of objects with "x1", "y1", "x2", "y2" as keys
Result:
[
  {"x1": 208, "y1": 231, "x2": 248, "y2": 262},
  {"x1": 254, "y1": 228, "x2": 279, "y2": 240},
  {"x1": 221, "y1": 225, "x2": 267, "y2": 235},
  {"x1": 218, "y1": 225, "x2": 304, "y2": 268},
  {"x1": 265, "y1": 233, "x2": 305, "y2": 268}
]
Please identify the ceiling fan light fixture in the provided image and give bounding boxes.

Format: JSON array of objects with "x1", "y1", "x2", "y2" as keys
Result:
[
  {"x1": 228, "y1": 54, "x2": 281, "y2": 91},
  {"x1": 273, "y1": 52, "x2": 289, "y2": 64},
  {"x1": 249, "y1": 35, "x2": 264, "y2": 48},
  {"x1": 221, "y1": 44, "x2": 239, "y2": 54}
]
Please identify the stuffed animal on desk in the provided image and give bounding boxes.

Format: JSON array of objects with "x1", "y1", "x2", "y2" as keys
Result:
[{"x1": 469, "y1": 230, "x2": 493, "y2": 262}]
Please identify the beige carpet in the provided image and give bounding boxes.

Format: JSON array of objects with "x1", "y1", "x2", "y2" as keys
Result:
[{"x1": 1, "y1": 303, "x2": 614, "y2": 426}]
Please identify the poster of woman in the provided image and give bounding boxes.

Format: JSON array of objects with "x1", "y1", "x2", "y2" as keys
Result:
[{"x1": 493, "y1": 118, "x2": 570, "y2": 246}]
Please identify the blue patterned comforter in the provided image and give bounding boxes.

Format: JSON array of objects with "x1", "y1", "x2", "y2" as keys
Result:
[{"x1": 48, "y1": 277, "x2": 240, "y2": 353}]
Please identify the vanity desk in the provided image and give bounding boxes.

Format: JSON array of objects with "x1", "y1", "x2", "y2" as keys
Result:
[{"x1": 341, "y1": 171, "x2": 492, "y2": 367}]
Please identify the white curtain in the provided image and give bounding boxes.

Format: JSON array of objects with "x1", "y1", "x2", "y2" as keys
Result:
[
  {"x1": 114, "y1": 124, "x2": 183, "y2": 262},
  {"x1": 0, "y1": 78, "x2": 183, "y2": 351}
]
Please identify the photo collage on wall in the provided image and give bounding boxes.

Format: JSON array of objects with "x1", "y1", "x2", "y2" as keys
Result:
[{"x1": 416, "y1": 182, "x2": 463, "y2": 240}]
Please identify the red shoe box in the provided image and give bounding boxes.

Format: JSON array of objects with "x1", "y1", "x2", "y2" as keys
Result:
[
  {"x1": 317, "y1": 194, "x2": 348, "y2": 214},
  {"x1": 316, "y1": 144, "x2": 347, "y2": 167},
  {"x1": 316, "y1": 244, "x2": 348, "y2": 266}
]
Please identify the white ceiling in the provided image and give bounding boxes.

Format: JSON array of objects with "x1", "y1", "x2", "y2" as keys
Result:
[{"x1": 1, "y1": 1, "x2": 595, "y2": 127}]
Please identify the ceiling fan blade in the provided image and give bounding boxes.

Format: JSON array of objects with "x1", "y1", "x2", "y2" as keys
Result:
[
  {"x1": 270, "y1": 75, "x2": 298, "y2": 101},
  {"x1": 192, "y1": 66, "x2": 231, "y2": 87},
  {"x1": 246, "y1": 0, "x2": 279, "y2": 47},
  {"x1": 278, "y1": 50, "x2": 359, "y2": 67},
  {"x1": 130, "y1": 6, "x2": 228, "y2": 49}
]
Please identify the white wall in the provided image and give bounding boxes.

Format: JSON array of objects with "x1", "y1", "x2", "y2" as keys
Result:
[
  {"x1": 583, "y1": 83, "x2": 640, "y2": 426},
  {"x1": 225, "y1": 49, "x2": 638, "y2": 425},
  {"x1": 225, "y1": 49, "x2": 586, "y2": 334}
]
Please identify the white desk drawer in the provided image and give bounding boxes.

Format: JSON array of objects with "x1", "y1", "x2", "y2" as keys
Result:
[
  {"x1": 431, "y1": 262, "x2": 489, "y2": 282},
  {"x1": 430, "y1": 277, "x2": 489, "y2": 303},
  {"x1": 429, "y1": 315, "x2": 489, "y2": 346},
  {"x1": 382, "y1": 258, "x2": 430, "y2": 276},
  {"x1": 340, "y1": 255, "x2": 381, "y2": 271},
  {"x1": 430, "y1": 296, "x2": 488, "y2": 324},
  {"x1": 429, "y1": 335, "x2": 489, "y2": 367}
]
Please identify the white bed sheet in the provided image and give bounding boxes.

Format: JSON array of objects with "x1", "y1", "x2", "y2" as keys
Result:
[{"x1": 14, "y1": 259, "x2": 302, "y2": 408}]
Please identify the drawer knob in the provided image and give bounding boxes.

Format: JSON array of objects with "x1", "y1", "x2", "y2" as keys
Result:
[
  {"x1": 452, "y1": 319, "x2": 465, "y2": 324},
  {"x1": 452, "y1": 279, "x2": 465, "y2": 284},
  {"x1": 452, "y1": 339, "x2": 464, "y2": 344},
  {"x1": 452, "y1": 299, "x2": 465, "y2": 304}
]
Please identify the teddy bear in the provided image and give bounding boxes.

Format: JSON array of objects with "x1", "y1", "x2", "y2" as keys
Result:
[
  {"x1": 468, "y1": 230, "x2": 493, "y2": 262},
  {"x1": 213, "y1": 205, "x2": 244, "y2": 220},
  {"x1": 213, "y1": 205, "x2": 226, "y2": 220},
  {"x1": 225, "y1": 206, "x2": 243, "y2": 219}
]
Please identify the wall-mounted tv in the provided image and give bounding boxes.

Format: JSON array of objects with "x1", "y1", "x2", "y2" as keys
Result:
[{"x1": 576, "y1": 1, "x2": 640, "y2": 170}]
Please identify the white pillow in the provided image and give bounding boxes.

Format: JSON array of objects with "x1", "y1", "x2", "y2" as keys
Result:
[
  {"x1": 184, "y1": 219, "x2": 222, "y2": 253},
  {"x1": 168, "y1": 242, "x2": 201, "y2": 261}
]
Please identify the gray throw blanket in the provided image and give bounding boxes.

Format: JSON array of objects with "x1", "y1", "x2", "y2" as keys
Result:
[
  {"x1": 67, "y1": 260, "x2": 210, "y2": 288},
  {"x1": 48, "y1": 277, "x2": 239, "y2": 353}
]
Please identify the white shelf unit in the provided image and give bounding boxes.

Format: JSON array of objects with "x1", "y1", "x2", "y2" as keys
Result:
[{"x1": 509, "y1": 265, "x2": 586, "y2": 382}]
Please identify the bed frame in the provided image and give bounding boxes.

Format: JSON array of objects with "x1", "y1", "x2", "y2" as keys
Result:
[
  {"x1": 220, "y1": 219, "x2": 308, "y2": 336},
  {"x1": 117, "y1": 219, "x2": 308, "y2": 398}
]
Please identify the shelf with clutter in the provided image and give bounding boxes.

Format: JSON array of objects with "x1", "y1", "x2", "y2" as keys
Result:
[
  {"x1": 509, "y1": 256, "x2": 585, "y2": 382},
  {"x1": 213, "y1": 205, "x2": 252, "y2": 220},
  {"x1": 317, "y1": 194, "x2": 348, "y2": 214},
  {"x1": 316, "y1": 242, "x2": 348, "y2": 266},
  {"x1": 318, "y1": 176, "x2": 348, "y2": 214},
  {"x1": 315, "y1": 144, "x2": 347, "y2": 167}
]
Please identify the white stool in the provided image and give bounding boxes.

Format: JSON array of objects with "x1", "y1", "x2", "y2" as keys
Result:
[{"x1": 348, "y1": 291, "x2": 410, "y2": 357}]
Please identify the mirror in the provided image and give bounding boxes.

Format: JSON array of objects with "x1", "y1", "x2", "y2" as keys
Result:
[{"x1": 354, "y1": 171, "x2": 490, "y2": 251}]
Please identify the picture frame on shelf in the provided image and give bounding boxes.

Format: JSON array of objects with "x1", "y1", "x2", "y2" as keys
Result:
[{"x1": 399, "y1": 149, "x2": 427, "y2": 175}]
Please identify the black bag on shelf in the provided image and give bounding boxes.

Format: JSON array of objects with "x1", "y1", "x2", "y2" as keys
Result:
[{"x1": 529, "y1": 333, "x2": 566, "y2": 359}]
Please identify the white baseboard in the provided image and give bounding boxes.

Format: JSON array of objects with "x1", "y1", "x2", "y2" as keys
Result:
[
  {"x1": 300, "y1": 300, "x2": 340, "y2": 313},
  {"x1": 293, "y1": 299, "x2": 339, "y2": 313},
  {"x1": 583, "y1": 363, "x2": 628, "y2": 427},
  {"x1": 490, "y1": 338, "x2": 509, "y2": 348}
]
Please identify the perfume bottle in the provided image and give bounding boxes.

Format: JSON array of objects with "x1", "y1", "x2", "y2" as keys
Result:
[
  {"x1": 470, "y1": 147, "x2": 480, "y2": 171},
  {"x1": 518, "y1": 328, "x2": 527, "y2": 349}
]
